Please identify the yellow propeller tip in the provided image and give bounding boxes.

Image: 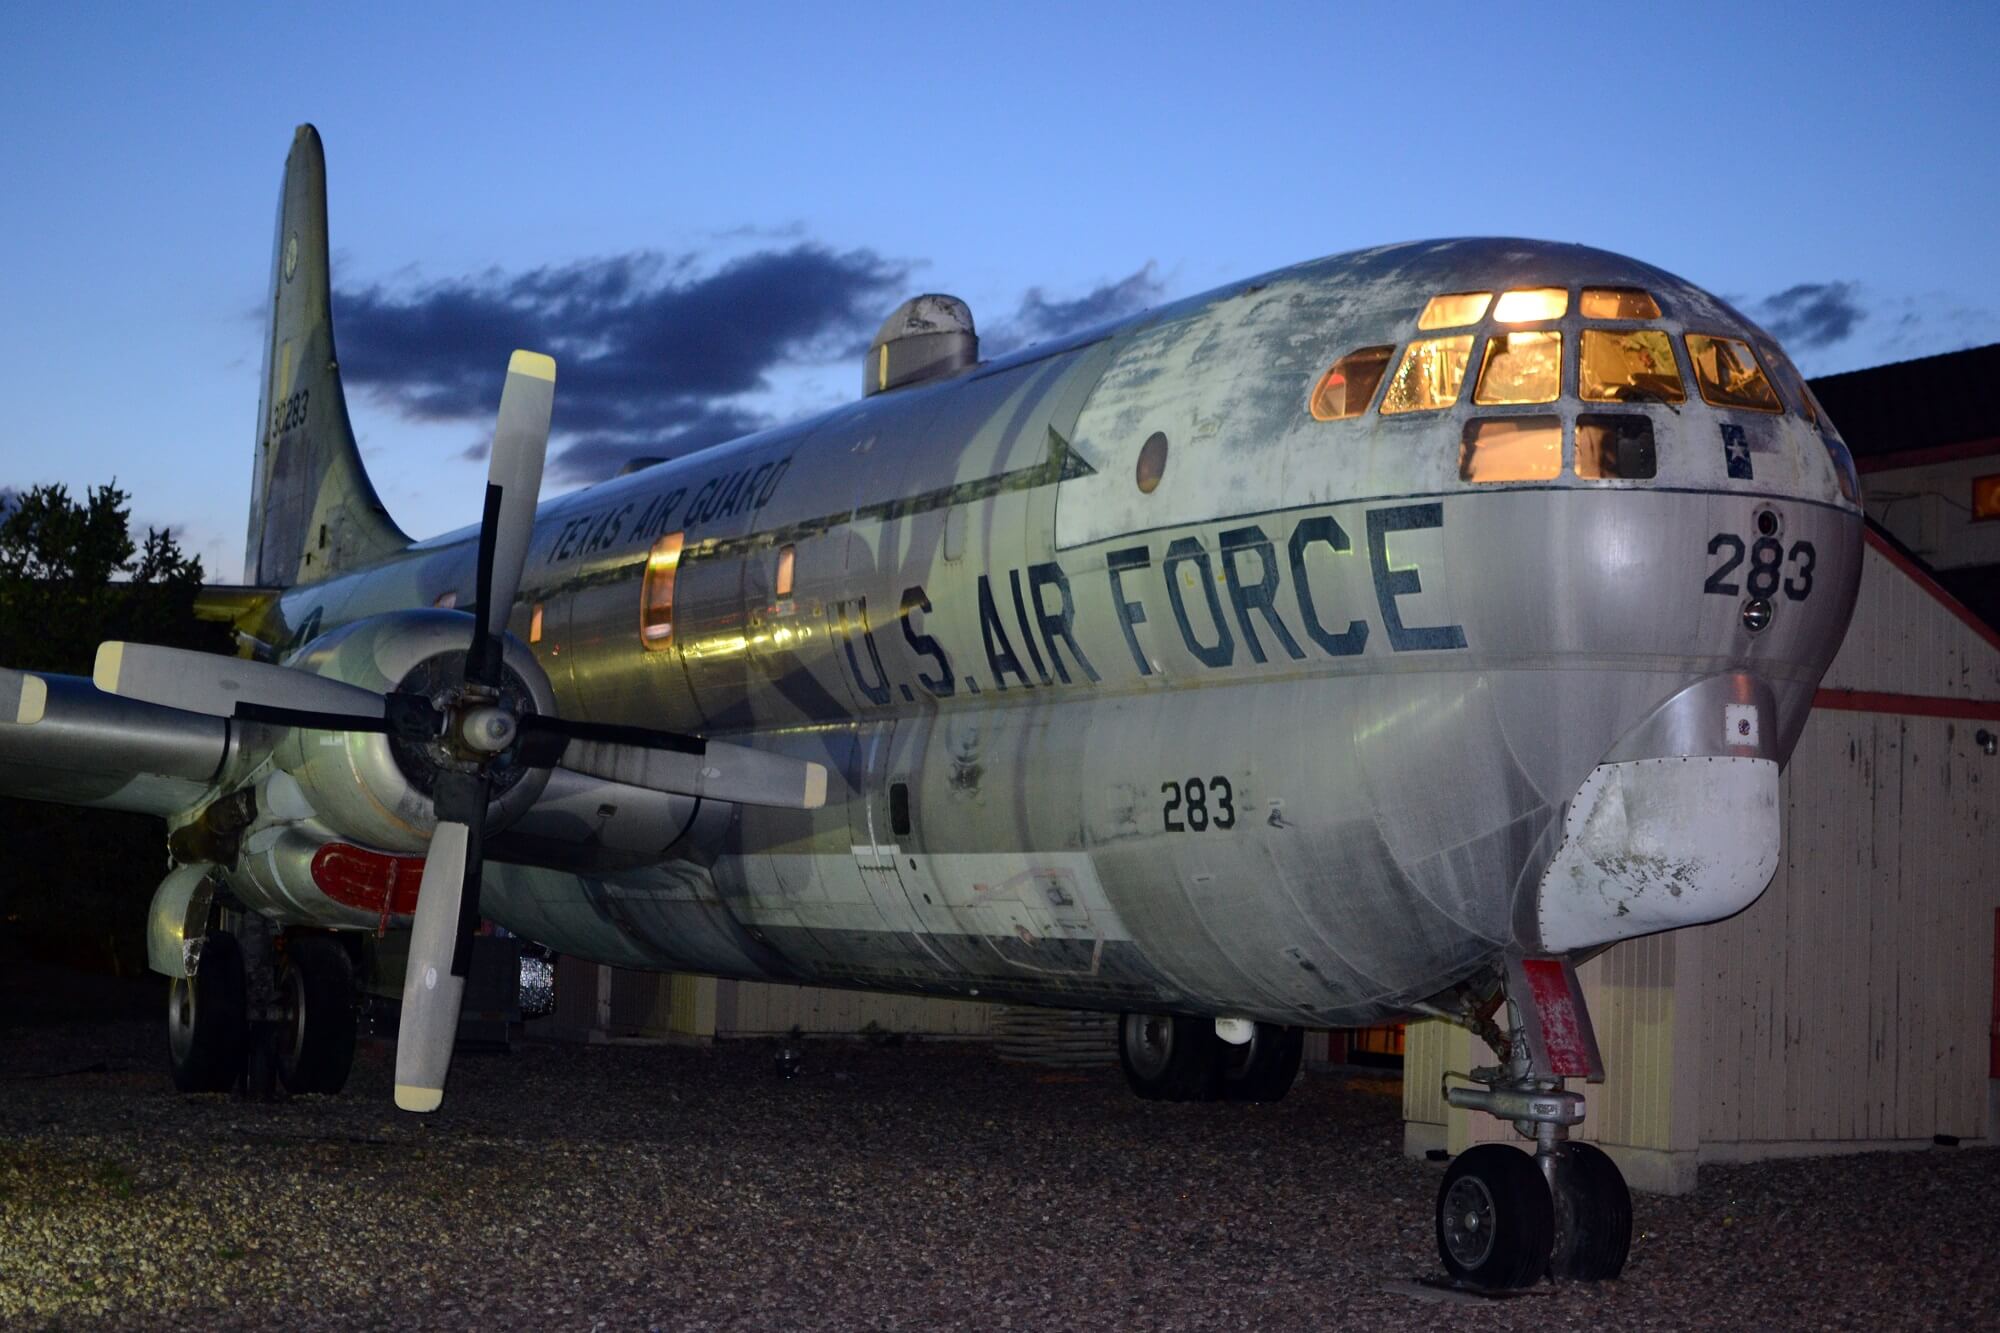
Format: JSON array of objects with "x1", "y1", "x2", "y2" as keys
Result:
[
  {"x1": 17, "y1": 675, "x2": 46, "y2": 725},
  {"x1": 394, "y1": 1085, "x2": 444, "y2": 1113},
  {"x1": 508, "y1": 350, "x2": 557, "y2": 382},
  {"x1": 92, "y1": 642, "x2": 125, "y2": 694}
]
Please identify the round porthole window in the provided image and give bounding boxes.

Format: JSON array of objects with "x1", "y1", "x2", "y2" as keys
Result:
[{"x1": 1136, "y1": 431, "x2": 1168, "y2": 494}]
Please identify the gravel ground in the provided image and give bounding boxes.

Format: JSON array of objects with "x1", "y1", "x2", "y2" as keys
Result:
[{"x1": 4, "y1": 983, "x2": 1999, "y2": 1331}]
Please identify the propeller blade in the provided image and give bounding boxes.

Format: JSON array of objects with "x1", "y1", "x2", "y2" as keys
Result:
[
  {"x1": 553, "y1": 731, "x2": 828, "y2": 810},
  {"x1": 393, "y1": 817, "x2": 477, "y2": 1113},
  {"x1": 0, "y1": 668, "x2": 47, "y2": 725},
  {"x1": 466, "y1": 350, "x2": 555, "y2": 687},
  {"x1": 94, "y1": 642, "x2": 386, "y2": 724}
]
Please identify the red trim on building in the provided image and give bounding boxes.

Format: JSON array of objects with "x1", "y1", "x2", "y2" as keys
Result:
[
  {"x1": 1862, "y1": 526, "x2": 2000, "y2": 656},
  {"x1": 1854, "y1": 436, "x2": 2000, "y2": 474},
  {"x1": 1813, "y1": 689, "x2": 2000, "y2": 721}
]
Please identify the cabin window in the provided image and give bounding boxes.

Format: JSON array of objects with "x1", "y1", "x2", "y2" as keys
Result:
[
  {"x1": 1576, "y1": 414, "x2": 1658, "y2": 479},
  {"x1": 528, "y1": 603, "x2": 545, "y2": 644},
  {"x1": 1473, "y1": 330, "x2": 1562, "y2": 405},
  {"x1": 640, "y1": 531, "x2": 685, "y2": 649},
  {"x1": 774, "y1": 544, "x2": 795, "y2": 599},
  {"x1": 1379, "y1": 336, "x2": 1473, "y2": 414},
  {"x1": 1685, "y1": 334, "x2": 1783, "y2": 412},
  {"x1": 1308, "y1": 345, "x2": 1395, "y2": 420},
  {"x1": 1972, "y1": 475, "x2": 2000, "y2": 522},
  {"x1": 1459, "y1": 416, "x2": 1562, "y2": 482},
  {"x1": 1418, "y1": 292, "x2": 1491, "y2": 330},
  {"x1": 1579, "y1": 287, "x2": 1661, "y2": 320},
  {"x1": 1493, "y1": 287, "x2": 1568, "y2": 323},
  {"x1": 432, "y1": 591, "x2": 458, "y2": 610},
  {"x1": 1579, "y1": 329, "x2": 1685, "y2": 404}
]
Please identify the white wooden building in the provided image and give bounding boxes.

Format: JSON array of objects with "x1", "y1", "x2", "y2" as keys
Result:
[{"x1": 1405, "y1": 527, "x2": 2000, "y2": 1192}]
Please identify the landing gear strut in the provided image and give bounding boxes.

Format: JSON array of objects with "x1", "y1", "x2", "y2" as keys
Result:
[{"x1": 1435, "y1": 956, "x2": 1633, "y2": 1289}]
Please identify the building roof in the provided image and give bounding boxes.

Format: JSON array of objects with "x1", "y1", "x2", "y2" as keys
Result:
[{"x1": 1809, "y1": 343, "x2": 2000, "y2": 463}]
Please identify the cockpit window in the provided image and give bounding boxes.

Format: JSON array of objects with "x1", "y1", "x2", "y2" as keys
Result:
[
  {"x1": 1685, "y1": 334, "x2": 1783, "y2": 413},
  {"x1": 1579, "y1": 329, "x2": 1685, "y2": 404},
  {"x1": 1580, "y1": 287, "x2": 1661, "y2": 319},
  {"x1": 1473, "y1": 330, "x2": 1562, "y2": 405},
  {"x1": 1576, "y1": 414, "x2": 1658, "y2": 479},
  {"x1": 1493, "y1": 288, "x2": 1568, "y2": 323},
  {"x1": 1418, "y1": 292, "x2": 1492, "y2": 330},
  {"x1": 1308, "y1": 345, "x2": 1395, "y2": 420},
  {"x1": 1459, "y1": 416, "x2": 1562, "y2": 482},
  {"x1": 1380, "y1": 336, "x2": 1473, "y2": 414}
]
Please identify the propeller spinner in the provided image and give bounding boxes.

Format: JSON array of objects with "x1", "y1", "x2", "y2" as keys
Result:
[{"x1": 97, "y1": 350, "x2": 827, "y2": 1113}]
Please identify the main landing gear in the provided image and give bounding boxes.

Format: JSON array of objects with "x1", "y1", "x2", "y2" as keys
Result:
[
  {"x1": 1117, "y1": 1012, "x2": 1304, "y2": 1102},
  {"x1": 1434, "y1": 956, "x2": 1633, "y2": 1290},
  {"x1": 166, "y1": 922, "x2": 358, "y2": 1097}
]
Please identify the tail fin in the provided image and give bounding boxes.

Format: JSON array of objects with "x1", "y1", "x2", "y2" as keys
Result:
[{"x1": 243, "y1": 125, "x2": 408, "y2": 586}]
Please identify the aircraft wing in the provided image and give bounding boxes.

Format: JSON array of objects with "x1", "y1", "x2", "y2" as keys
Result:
[{"x1": 0, "y1": 668, "x2": 230, "y2": 816}]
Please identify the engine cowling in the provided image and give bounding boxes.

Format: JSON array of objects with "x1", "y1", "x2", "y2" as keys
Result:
[{"x1": 269, "y1": 609, "x2": 557, "y2": 852}]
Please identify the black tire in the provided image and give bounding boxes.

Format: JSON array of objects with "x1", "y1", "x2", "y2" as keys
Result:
[
  {"x1": 1548, "y1": 1141, "x2": 1633, "y2": 1281},
  {"x1": 167, "y1": 930, "x2": 247, "y2": 1093},
  {"x1": 277, "y1": 934, "x2": 357, "y2": 1095},
  {"x1": 1436, "y1": 1144, "x2": 1555, "y2": 1290},
  {"x1": 1117, "y1": 1013, "x2": 1220, "y2": 1101},
  {"x1": 1217, "y1": 1023, "x2": 1304, "y2": 1102}
]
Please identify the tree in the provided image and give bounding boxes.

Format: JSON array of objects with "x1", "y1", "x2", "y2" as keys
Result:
[{"x1": 0, "y1": 482, "x2": 234, "y2": 973}]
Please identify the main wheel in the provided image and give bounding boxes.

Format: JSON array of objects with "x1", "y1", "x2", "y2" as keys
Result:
[
  {"x1": 277, "y1": 934, "x2": 357, "y2": 1095},
  {"x1": 1436, "y1": 1144, "x2": 1554, "y2": 1290},
  {"x1": 1217, "y1": 1023, "x2": 1304, "y2": 1102},
  {"x1": 1118, "y1": 1013, "x2": 1220, "y2": 1101},
  {"x1": 167, "y1": 930, "x2": 247, "y2": 1093},
  {"x1": 1548, "y1": 1141, "x2": 1632, "y2": 1280}
]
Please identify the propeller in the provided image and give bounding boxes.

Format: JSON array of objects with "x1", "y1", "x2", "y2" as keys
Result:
[{"x1": 96, "y1": 349, "x2": 826, "y2": 1113}]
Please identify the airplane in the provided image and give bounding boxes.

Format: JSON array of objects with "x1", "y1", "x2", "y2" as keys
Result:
[{"x1": 0, "y1": 125, "x2": 1864, "y2": 1290}]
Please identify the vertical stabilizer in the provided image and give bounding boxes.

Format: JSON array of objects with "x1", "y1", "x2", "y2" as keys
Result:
[{"x1": 244, "y1": 125, "x2": 408, "y2": 586}]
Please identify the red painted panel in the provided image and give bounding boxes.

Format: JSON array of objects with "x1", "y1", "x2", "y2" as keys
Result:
[
  {"x1": 1813, "y1": 689, "x2": 2000, "y2": 721},
  {"x1": 311, "y1": 842, "x2": 426, "y2": 917},
  {"x1": 1520, "y1": 957, "x2": 1594, "y2": 1077}
]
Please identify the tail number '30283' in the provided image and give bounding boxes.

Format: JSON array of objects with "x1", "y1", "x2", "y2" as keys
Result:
[
  {"x1": 1163, "y1": 777, "x2": 1236, "y2": 832},
  {"x1": 1704, "y1": 534, "x2": 1816, "y2": 601}
]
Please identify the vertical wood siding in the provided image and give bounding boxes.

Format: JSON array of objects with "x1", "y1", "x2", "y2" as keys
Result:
[{"x1": 718, "y1": 980, "x2": 994, "y2": 1037}]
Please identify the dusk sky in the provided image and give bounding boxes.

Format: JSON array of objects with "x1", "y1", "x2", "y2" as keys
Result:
[{"x1": 3, "y1": 3, "x2": 1996, "y2": 581}]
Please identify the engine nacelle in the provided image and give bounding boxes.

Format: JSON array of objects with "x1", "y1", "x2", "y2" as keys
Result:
[{"x1": 270, "y1": 609, "x2": 557, "y2": 852}]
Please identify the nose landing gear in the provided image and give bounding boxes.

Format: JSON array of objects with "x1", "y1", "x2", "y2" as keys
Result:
[{"x1": 1435, "y1": 955, "x2": 1633, "y2": 1289}]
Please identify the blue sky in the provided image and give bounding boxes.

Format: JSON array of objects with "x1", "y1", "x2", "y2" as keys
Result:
[{"x1": 2, "y1": 2, "x2": 1995, "y2": 580}]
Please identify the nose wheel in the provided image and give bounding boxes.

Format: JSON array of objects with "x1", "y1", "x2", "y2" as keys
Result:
[{"x1": 1433, "y1": 954, "x2": 1634, "y2": 1289}]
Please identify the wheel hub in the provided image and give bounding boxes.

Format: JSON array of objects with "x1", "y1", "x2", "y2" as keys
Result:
[{"x1": 1441, "y1": 1177, "x2": 1499, "y2": 1268}]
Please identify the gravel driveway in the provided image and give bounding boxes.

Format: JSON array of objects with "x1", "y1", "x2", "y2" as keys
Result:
[{"x1": 4, "y1": 992, "x2": 1997, "y2": 1331}]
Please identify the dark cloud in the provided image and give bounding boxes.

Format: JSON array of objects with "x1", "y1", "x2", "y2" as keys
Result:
[
  {"x1": 1756, "y1": 281, "x2": 1865, "y2": 350},
  {"x1": 335, "y1": 245, "x2": 909, "y2": 482},
  {"x1": 984, "y1": 264, "x2": 1163, "y2": 357}
]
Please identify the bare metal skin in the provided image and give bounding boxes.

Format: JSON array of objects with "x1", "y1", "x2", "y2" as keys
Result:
[{"x1": 1, "y1": 129, "x2": 1861, "y2": 1054}]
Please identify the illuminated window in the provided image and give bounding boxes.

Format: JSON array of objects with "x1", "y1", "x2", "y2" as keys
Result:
[
  {"x1": 528, "y1": 603, "x2": 544, "y2": 644},
  {"x1": 1309, "y1": 345, "x2": 1395, "y2": 420},
  {"x1": 1579, "y1": 329, "x2": 1685, "y2": 404},
  {"x1": 774, "y1": 544, "x2": 795, "y2": 599},
  {"x1": 640, "y1": 532, "x2": 684, "y2": 648},
  {"x1": 1474, "y1": 330, "x2": 1562, "y2": 405},
  {"x1": 1576, "y1": 414, "x2": 1657, "y2": 479},
  {"x1": 1580, "y1": 287, "x2": 1661, "y2": 319},
  {"x1": 1685, "y1": 335, "x2": 1782, "y2": 412},
  {"x1": 1380, "y1": 336, "x2": 1473, "y2": 414},
  {"x1": 1459, "y1": 416, "x2": 1561, "y2": 482},
  {"x1": 1493, "y1": 287, "x2": 1568, "y2": 323},
  {"x1": 1972, "y1": 475, "x2": 2000, "y2": 522},
  {"x1": 1418, "y1": 292, "x2": 1492, "y2": 330},
  {"x1": 432, "y1": 591, "x2": 458, "y2": 610}
]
